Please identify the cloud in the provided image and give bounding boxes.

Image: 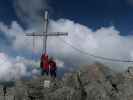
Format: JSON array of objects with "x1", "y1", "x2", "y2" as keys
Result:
[
  {"x1": 55, "y1": 59, "x2": 64, "y2": 68},
  {"x1": 1, "y1": 18, "x2": 133, "y2": 72},
  {"x1": 13, "y1": 0, "x2": 49, "y2": 27},
  {"x1": 0, "y1": 21, "x2": 42, "y2": 52},
  {"x1": 48, "y1": 19, "x2": 133, "y2": 71},
  {"x1": 0, "y1": 53, "x2": 27, "y2": 81}
]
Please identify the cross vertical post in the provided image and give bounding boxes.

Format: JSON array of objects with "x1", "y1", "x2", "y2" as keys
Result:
[{"x1": 43, "y1": 10, "x2": 48, "y2": 54}]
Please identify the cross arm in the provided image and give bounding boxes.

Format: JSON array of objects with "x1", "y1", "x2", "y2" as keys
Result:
[
  {"x1": 25, "y1": 32, "x2": 68, "y2": 36},
  {"x1": 45, "y1": 32, "x2": 68, "y2": 36}
]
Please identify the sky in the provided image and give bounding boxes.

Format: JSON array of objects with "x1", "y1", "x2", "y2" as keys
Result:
[
  {"x1": 1, "y1": 0, "x2": 133, "y2": 35},
  {"x1": 0, "y1": 0, "x2": 133, "y2": 81},
  {"x1": 51, "y1": 0, "x2": 133, "y2": 35}
]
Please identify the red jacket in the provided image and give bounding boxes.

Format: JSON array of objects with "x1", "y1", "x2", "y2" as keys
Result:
[{"x1": 40, "y1": 53, "x2": 49, "y2": 71}]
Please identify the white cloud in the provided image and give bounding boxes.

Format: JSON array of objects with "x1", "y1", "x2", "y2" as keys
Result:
[
  {"x1": 0, "y1": 21, "x2": 42, "y2": 51},
  {"x1": 0, "y1": 53, "x2": 26, "y2": 81},
  {"x1": 0, "y1": 52, "x2": 40, "y2": 81},
  {"x1": 1, "y1": 18, "x2": 133, "y2": 73},
  {"x1": 48, "y1": 19, "x2": 133, "y2": 71},
  {"x1": 55, "y1": 59, "x2": 64, "y2": 68}
]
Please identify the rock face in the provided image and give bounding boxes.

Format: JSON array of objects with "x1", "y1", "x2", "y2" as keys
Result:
[{"x1": 1, "y1": 63, "x2": 133, "y2": 100}]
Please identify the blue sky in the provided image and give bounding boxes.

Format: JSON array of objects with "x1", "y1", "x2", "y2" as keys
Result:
[{"x1": 0, "y1": 0, "x2": 133, "y2": 35}]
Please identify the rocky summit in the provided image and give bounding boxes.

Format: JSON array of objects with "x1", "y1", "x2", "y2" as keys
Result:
[{"x1": 1, "y1": 63, "x2": 133, "y2": 100}]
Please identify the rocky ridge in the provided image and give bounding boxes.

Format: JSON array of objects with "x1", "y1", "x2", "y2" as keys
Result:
[{"x1": 1, "y1": 63, "x2": 133, "y2": 100}]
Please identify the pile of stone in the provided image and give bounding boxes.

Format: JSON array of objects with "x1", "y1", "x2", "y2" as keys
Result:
[{"x1": 1, "y1": 63, "x2": 133, "y2": 100}]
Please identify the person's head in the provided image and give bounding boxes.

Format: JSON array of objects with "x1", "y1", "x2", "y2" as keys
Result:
[
  {"x1": 42, "y1": 53, "x2": 48, "y2": 58},
  {"x1": 44, "y1": 53, "x2": 48, "y2": 57}
]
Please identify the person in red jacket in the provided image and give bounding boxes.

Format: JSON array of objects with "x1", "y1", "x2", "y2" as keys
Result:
[
  {"x1": 49, "y1": 57, "x2": 57, "y2": 78},
  {"x1": 40, "y1": 53, "x2": 49, "y2": 76}
]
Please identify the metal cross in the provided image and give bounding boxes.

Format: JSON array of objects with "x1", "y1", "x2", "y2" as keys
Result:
[{"x1": 26, "y1": 10, "x2": 68, "y2": 54}]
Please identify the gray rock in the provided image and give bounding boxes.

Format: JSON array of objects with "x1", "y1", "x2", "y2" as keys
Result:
[{"x1": 2, "y1": 64, "x2": 133, "y2": 100}]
